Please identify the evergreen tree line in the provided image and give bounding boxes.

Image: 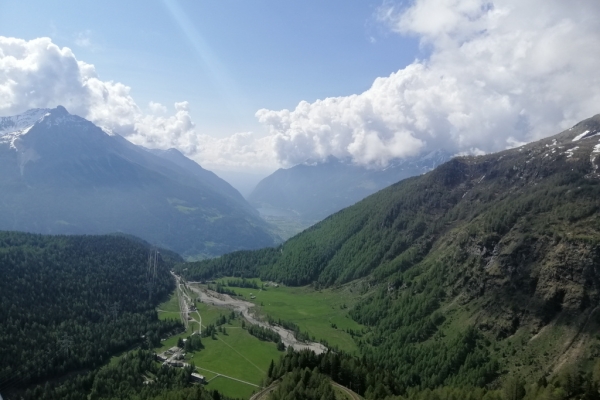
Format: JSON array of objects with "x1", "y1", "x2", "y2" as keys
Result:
[
  {"x1": 209, "y1": 283, "x2": 237, "y2": 296},
  {"x1": 0, "y1": 232, "x2": 181, "y2": 394},
  {"x1": 21, "y1": 350, "x2": 237, "y2": 400},
  {"x1": 266, "y1": 346, "x2": 493, "y2": 399},
  {"x1": 268, "y1": 349, "x2": 600, "y2": 400},
  {"x1": 268, "y1": 366, "x2": 336, "y2": 400},
  {"x1": 224, "y1": 278, "x2": 260, "y2": 289},
  {"x1": 246, "y1": 324, "x2": 281, "y2": 344}
]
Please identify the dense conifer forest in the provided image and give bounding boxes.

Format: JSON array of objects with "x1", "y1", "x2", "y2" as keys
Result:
[
  {"x1": 267, "y1": 349, "x2": 600, "y2": 400},
  {"x1": 0, "y1": 232, "x2": 182, "y2": 397},
  {"x1": 22, "y1": 350, "x2": 233, "y2": 400}
]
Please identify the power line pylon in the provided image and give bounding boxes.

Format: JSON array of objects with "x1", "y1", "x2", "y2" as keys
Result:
[{"x1": 147, "y1": 248, "x2": 158, "y2": 301}]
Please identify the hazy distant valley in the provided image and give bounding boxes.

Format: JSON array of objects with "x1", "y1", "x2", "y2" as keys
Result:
[{"x1": 247, "y1": 151, "x2": 450, "y2": 238}]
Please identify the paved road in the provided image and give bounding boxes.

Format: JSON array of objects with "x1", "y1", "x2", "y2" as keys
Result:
[
  {"x1": 248, "y1": 383, "x2": 278, "y2": 400},
  {"x1": 332, "y1": 382, "x2": 362, "y2": 400}
]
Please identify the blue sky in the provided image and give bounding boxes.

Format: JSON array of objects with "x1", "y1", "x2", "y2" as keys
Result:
[
  {"x1": 1, "y1": 0, "x2": 599, "y2": 181},
  {"x1": 0, "y1": 0, "x2": 421, "y2": 136}
]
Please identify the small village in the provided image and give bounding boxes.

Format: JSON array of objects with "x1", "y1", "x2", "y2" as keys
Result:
[{"x1": 155, "y1": 344, "x2": 206, "y2": 384}]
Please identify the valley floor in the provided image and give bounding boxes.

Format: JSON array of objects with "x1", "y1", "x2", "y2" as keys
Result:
[{"x1": 156, "y1": 275, "x2": 368, "y2": 398}]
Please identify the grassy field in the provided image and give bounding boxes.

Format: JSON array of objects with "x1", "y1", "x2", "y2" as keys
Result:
[
  {"x1": 155, "y1": 292, "x2": 282, "y2": 399},
  {"x1": 205, "y1": 376, "x2": 257, "y2": 399},
  {"x1": 154, "y1": 283, "x2": 368, "y2": 398},
  {"x1": 212, "y1": 278, "x2": 366, "y2": 353},
  {"x1": 157, "y1": 290, "x2": 182, "y2": 322}
]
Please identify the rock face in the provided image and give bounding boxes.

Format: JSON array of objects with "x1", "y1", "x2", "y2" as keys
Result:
[{"x1": 0, "y1": 106, "x2": 276, "y2": 259}]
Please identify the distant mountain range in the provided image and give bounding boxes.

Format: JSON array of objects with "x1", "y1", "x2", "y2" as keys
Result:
[
  {"x1": 0, "y1": 106, "x2": 277, "y2": 259},
  {"x1": 247, "y1": 151, "x2": 450, "y2": 237}
]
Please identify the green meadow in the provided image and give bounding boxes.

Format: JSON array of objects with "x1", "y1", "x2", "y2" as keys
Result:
[
  {"x1": 205, "y1": 376, "x2": 257, "y2": 399},
  {"x1": 212, "y1": 278, "x2": 366, "y2": 353},
  {"x1": 154, "y1": 280, "x2": 367, "y2": 398},
  {"x1": 156, "y1": 292, "x2": 282, "y2": 399}
]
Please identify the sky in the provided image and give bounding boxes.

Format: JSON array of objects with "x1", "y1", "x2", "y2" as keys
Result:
[{"x1": 1, "y1": 0, "x2": 600, "y2": 186}]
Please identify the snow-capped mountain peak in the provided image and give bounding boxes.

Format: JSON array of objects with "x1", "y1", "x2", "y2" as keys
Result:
[
  {"x1": 0, "y1": 106, "x2": 96, "y2": 150},
  {"x1": 0, "y1": 108, "x2": 50, "y2": 135},
  {"x1": 0, "y1": 108, "x2": 50, "y2": 150},
  {"x1": 40, "y1": 105, "x2": 83, "y2": 128}
]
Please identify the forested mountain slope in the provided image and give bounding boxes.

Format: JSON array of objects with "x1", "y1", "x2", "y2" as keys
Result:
[
  {"x1": 0, "y1": 107, "x2": 276, "y2": 259},
  {"x1": 248, "y1": 152, "x2": 449, "y2": 237},
  {"x1": 0, "y1": 232, "x2": 181, "y2": 396},
  {"x1": 178, "y1": 115, "x2": 600, "y2": 395}
]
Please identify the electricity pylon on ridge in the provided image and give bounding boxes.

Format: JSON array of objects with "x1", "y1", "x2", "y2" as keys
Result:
[{"x1": 147, "y1": 248, "x2": 158, "y2": 301}]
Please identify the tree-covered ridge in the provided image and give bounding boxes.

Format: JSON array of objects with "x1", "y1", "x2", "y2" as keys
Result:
[
  {"x1": 177, "y1": 115, "x2": 600, "y2": 394},
  {"x1": 268, "y1": 366, "x2": 336, "y2": 400},
  {"x1": 0, "y1": 232, "x2": 180, "y2": 393},
  {"x1": 179, "y1": 114, "x2": 600, "y2": 317},
  {"x1": 269, "y1": 349, "x2": 600, "y2": 400}
]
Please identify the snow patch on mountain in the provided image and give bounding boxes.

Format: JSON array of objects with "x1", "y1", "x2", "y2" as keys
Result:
[
  {"x1": 572, "y1": 130, "x2": 600, "y2": 142},
  {"x1": 565, "y1": 146, "x2": 579, "y2": 158},
  {"x1": 0, "y1": 108, "x2": 49, "y2": 135},
  {"x1": 43, "y1": 110, "x2": 83, "y2": 128},
  {"x1": 0, "y1": 107, "x2": 108, "y2": 152},
  {"x1": 572, "y1": 130, "x2": 590, "y2": 141},
  {"x1": 0, "y1": 109, "x2": 50, "y2": 149}
]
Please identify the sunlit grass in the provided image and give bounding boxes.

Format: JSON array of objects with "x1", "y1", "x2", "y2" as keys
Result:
[
  {"x1": 213, "y1": 278, "x2": 366, "y2": 353},
  {"x1": 205, "y1": 375, "x2": 258, "y2": 399},
  {"x1": 156, "y1": 291, "x2": 282, "y2": 398}
]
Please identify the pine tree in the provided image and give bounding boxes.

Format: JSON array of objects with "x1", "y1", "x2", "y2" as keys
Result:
[
  {"x1": 268, "y1": 359, "x2": 275, "y2": 378},
  {"x1": 502, "y1": 374, "x2": 526, "y2": 400}
]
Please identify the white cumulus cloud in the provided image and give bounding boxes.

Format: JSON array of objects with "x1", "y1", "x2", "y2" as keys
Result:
[
  {"x1": 258, "y1": 0, "x2": 600, "y2": 167},
  {"x1": 0, "y1": 36, "x2": 278, "y2": 171},
  {"x1": 3, "y1": 0, "x2": 600, "y2": 174}
]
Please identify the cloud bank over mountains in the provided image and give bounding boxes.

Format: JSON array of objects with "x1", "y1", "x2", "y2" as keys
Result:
[
  {"x1": 0, "y1": 36, "x2": 274, "y2": 171},
  {"x1": 2, "y1": 0, "x2": 600, "y2": 171},
  {"x1": 259, "y1": 0, "x2": 600, "y2": 167}
]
